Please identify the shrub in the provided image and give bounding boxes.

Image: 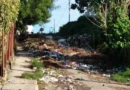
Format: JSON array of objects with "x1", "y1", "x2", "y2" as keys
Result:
[
  {"x1": 31, "y1": 59, "x2": 43, "y2": 70},
  {"x1": 111, "y1": 68, "x2": 130, "y2": 83}
]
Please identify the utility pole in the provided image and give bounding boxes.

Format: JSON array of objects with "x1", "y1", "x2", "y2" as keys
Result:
[
  {"x1": 54, "y1": 18, "x2": 55, "y2": 33},
  {"x1": 68, "y1": 0, "x2": 70, "y2": 22}
]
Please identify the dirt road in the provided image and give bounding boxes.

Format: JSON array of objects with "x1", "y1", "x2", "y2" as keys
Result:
[{"x1": 66, "y1": 69, "x2": 130, "y2": 90}]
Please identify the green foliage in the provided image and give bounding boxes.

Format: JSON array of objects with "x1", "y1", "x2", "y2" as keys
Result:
[
  {"x1": 31, "y1": 59, "x2": 43, "y2": 70},
  {"x1": 59, "y1": 16, "x2": 101, "y2": 36},
  {"x1": 0, "y1": 0, "x2": 20, "y2": 32},
  {"x1": 16, "y1": 0, "x2": 53, "y2": 33},
  {"x1": 107, "y1": 17, "x2": 130, "y2": 48},
  {"x1": 73, "y1": 0, "x2": 130, "y2": 65},
  {"x1": 73, "y1": 0, "x2": 128, "y2": 32},
  {"x1": 100, "y1": 3, "x2": 130, "y2": 65},
  {"x1": 21, "y1": 70, "x2": 43, "y2": 80},
  {"x1": 59, "y1": 16, "x2": 103, "y2": 48},
  {"x1": 111, "y1": 68, "x2": 130, "y2": 83}
]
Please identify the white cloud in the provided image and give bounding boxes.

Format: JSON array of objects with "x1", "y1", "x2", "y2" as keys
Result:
[{"x1": 27, "y1": 25, "x2": 33, "y2": 34}]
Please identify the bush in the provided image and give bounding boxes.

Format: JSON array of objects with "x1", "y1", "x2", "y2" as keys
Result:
[
  {"x1": 21, "y1": 73, "x2": 33, "y2": 79},
  {"x1": 111, "y1": 68, "x2": 130, "y2": 83},
  {"x1": 21, "y1": 70, "x2": 43, "y2": 80},
  {"x1": 31, "y1": 59, "x2": 43, "y2": 70}
]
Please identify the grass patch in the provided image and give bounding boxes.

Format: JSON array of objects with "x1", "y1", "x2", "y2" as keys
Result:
[
  {"x1": 21, "y1": 70, "x2": 43, "y2": 80},
  {"x1": 22, "y1": 58, "x2": 43, "y2": 80},
  {"x1": 111, "y1": 68, "x2": 130, "y2": 83},
  {"x1": 31, "y1": 59, "x2": 43, "y2": 70}
]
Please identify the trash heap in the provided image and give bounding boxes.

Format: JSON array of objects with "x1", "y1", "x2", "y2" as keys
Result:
[
  {"x1": 22, "y1": 37, "x2": 116, "y2": 90},
  {"x1": 39, "y1": 69, "x2": 91, "y2": 90},
  {"x1": 24, "y1": 37, "x2": 113, "y2": 71}
]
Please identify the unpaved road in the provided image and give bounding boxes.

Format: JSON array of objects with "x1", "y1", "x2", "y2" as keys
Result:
[
  {"x1": 40, "y1": 69, "x2": 130, "y2": 90},
  {"x1": 66, "y1": 69, "x2": 130, "y2": 90},
  {"x1": 14, "y1": 46, "x2": 130, "y2": 90}
]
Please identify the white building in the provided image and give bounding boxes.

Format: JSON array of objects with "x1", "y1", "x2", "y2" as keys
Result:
[{"x1": 26, "y1": 25, "x2": 33, "y2": 34}]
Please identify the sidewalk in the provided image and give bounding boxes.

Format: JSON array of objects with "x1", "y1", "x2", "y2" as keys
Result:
[{"x1": 1, "y1": 48, "x2": 38, "y2": 90}]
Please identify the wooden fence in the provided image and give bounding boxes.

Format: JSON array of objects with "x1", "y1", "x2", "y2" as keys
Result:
[{"x1": 0, "y1": 23, "x2": 15, "y2": 77}]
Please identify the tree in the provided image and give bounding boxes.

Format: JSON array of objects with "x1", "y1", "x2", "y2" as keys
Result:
[
  {"x1": 0, "y1": 0, "x2": 20, "y2": 33},
  {"x1": 59, "y1": 16, "x2": 102, "y2": 48},
  {"x1": 0, "y1": 0, "x2": 20, "y2": 65},
  {"x1": 16, "y1": 0, "x2": 53, "y2": 34},
  {"x1": 59, "y1": 16, "x2": 101, "y2": 36},
  {"x1": 72, "y1": 0, "x2": 128, "y2": 32},
  {"x1": 39, "y1": 27, "x2": 44, "y2": 33},
  {"x1": 72, "y1": 0, "x2": 130, "y2": 66}
]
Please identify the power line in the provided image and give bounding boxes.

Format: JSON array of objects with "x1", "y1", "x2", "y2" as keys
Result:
[
  {"x1": 56, "y1": 4, "x2": 68, "y2": 27},
  {"x1": 68, "y1": 0, "x2": 70, "y2": 22}
]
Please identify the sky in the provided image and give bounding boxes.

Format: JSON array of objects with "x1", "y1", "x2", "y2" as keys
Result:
[{"x1": 27, "y1": 0, "x2": 82, "y2": 34}]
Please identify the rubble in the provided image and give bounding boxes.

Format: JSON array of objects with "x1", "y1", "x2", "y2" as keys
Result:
[
  {"x1": 40, "y1": 76, "x2": 58, "y2": 83},
  {"x1": 45, "y1": 35, "x2": 53, "y2": 39},
  {"x1": 102, "y1": 74, "x2": 111, "y2": 78},
  {"x1": 39, "y1": 68, "x2": 91, "y2": 90},
  {"x1": 22, "y1": 37, "x2": 115, "y2": 90}
]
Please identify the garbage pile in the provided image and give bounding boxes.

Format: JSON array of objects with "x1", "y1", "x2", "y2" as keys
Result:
[
  {"x1": 23, "y1": 37, "x2": 92, "y2": 59},
  {"x1": 23, "y1": 37, "x2": 113, "y2": 80},
  {"x1": 67, "y1": 34, "x2": 90, "y2": 47},
  {"x1": 39, "y1": 69, "x2": 91, "y2": 90},
  {"x1": 40, "y1": 69, "x2": 60, "y2": 83},
  {"x1": 21, "y1": 37, "x2": 122, "y2": 90},
  {"x1": 23, "y1": 38, "x2": 57, "y2": 51},
  {"x1": 67, "y1": 34, "x2": 96, "y2": 53}
]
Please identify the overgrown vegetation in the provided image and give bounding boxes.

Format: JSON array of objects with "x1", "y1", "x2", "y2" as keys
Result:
[
  {"x1": 16, "y1": 0, "x2": 53, "y2": 35},
  {"x1": 0, "y1": 0, "x2": 20, "y2": 64},
  {"x1": 111, "y1": 68, "x2": 130, "y2": 83},
  {"x1": 59, "y1": 16, "x2": 103, "y2": 49},
  {"x1": 59, "y1": 0, "x2": 130, "y2": 67},
  {"x1": 0, "y1": 0, "x2": 20, "y2": 32},
  {"x1": 31, "y1": 59, "x2": 43, "y2": 70},
  {"x1": 22, "y1": 58, "x2": 43, "y2": 80},
  {"x1": 21, "y1": 70, "x2": 43, "y2": 80}
]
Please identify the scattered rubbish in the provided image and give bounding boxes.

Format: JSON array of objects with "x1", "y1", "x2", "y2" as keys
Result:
[
  {"x1": 40, "y1": 70, "x2": 59, "y2": 83},
  {"x1": 102, "y1": 74, "x2": 111, "y2": 78},
  {"x1": 58, "y1": 74, "x2": 64, "y2": 78},
  {"x1": 58, "y1": 39, "x2": 66, "y2": 43},
  {"x1": 8, "y1": 80, "x2": 15, "y2": 84},
  {"x1": 50, "y1": 77, "x2": 59, "y2": 83},
  {"x1": 22, "y1": 37, "x2": 114, "y2": 90},
  {"x1": 45, "y1": 35, "x2": 53, "y2": 39},
  {"x1": 75, "y1": 78, "x2": 86, "y2": 81}
]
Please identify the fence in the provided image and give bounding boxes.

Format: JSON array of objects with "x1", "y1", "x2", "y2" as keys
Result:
[{"x1": 0, "y1": 23, "x2": 15, "y2": 77}]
